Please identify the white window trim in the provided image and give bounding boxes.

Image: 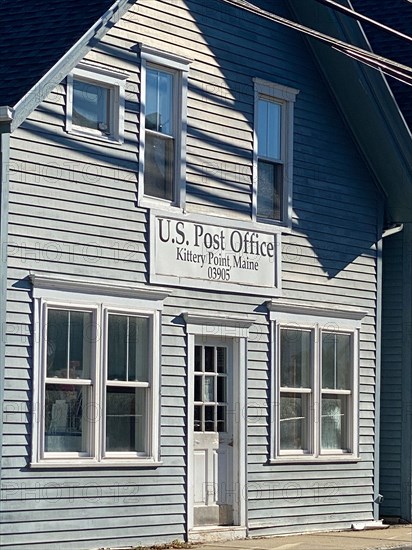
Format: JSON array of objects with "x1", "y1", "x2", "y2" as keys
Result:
[
  {"x1": 138, "y1": 45, "x2": 191, "y2": 211},
  {"x1": 31, "y1": 277, "x2": 168, "y2": 468},
  {"x1": 253, "y1": 78, "x2": 299, "y2": 229},
  {"x1": 268, "y1": 300, "x2": 367, "y2": 463},
  {"x1": 66, "y1": 62, "x2": 128, "y2": 143}
]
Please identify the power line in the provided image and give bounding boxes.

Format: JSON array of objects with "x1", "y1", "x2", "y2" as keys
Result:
[
  {"x1": 314, "y1": 0, "x2": 412, "y2": 44},
  {"x1": 220, "y1": 0, "x2": 412, "y2": 86}
]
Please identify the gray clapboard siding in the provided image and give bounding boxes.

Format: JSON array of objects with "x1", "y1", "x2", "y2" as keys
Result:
[{"x1": 0, "y1": 0, "x2": 384, "y2": 546}]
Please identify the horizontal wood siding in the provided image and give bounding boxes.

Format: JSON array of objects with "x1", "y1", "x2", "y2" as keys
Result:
[{"x1": 1, "y1": 0, "x2": 383, "y2": 547}]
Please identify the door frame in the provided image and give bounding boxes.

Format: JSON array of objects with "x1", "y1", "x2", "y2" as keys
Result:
[{"x1": 183, "y1": 312, "x2": 254, "y2": 535}]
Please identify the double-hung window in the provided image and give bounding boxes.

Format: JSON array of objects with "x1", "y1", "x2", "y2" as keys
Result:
[
  {"x1": 66, "y1": 63, "x2": 128, "y2": 142},
  {"x1": 269, "y1": 302, "x2": 365, "y2": 462},
  {"x1": 139, "y1": 46, "x2": 191, "y2": 208},
  {"x1": 31, "y1": 280, "x2": 165, "y2": 467},
  {"x1": 254, "y1": 79, "x2": 298, "y2": 226}
]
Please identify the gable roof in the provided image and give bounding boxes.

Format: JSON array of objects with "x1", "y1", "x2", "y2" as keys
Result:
[
  {"x1": 350, "y1": 0, "x2": 412, "y2": 130},
  {"x1": 287, "y1": 0, "x2": 412, "y2": 222},
  {"x1": 0, "y1": 0, "x2": 134, "y2": 130}
]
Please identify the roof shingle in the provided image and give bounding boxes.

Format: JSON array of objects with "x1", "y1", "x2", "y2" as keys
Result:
[{"x1": 0, "y1": 0, "x2": 116, "y2": 107}]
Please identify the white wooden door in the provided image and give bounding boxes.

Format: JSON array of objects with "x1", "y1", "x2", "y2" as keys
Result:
[{"x1": 193, "y1": 342, "x2": 234, "y2": 527}]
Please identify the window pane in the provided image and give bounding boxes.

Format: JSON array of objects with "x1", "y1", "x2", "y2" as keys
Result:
[
  {"x1": 144, "y1": 132, "x2": 174, "y2": 200},
  {"x1": 257, "y1": 160, "x2": 282, "y2": 220},
  {"x1": 106, "y1": 387, "x2": 146, "y2": 453},
  {"x1": 47, "y1": 310, "x2": 68, "y2": 378},
  {"x1": 47, "y1": 310, "x2": 92, "y2": 379},
  {"x1": 280, "y1": 393, "x2": 308, "y2": 451},
  {"x1": 321, "y1": 394, "x2": 349, "y2": 450},
  {"x1": 267, "y1": 101, "x2": 281, "y2": 160},
  {"x1": 280, "y1": 329, "x2": 311, "y2": 388},
  {"x1": 257, "y1": 98, "x2": 281, "y2": 160},
  {"x1": 73, "y1": 79, "x2": 109, "y2": 132},
  {"x1": 45, "y1": 384, "x2": 90, "y2": 453},
  {"x1": 146, "y1": 68, "x2": 173, "y2": 135},
  {"x1": 107, "y1": 315, "x2": 127, "y2": 381},
  {"x1": 108, "y1": 315, "x2": 149, "y2": 382},
  {"x1": 257, "y1": 99, "x2": 268, "y2": 157},
  {"x1": 69, "y1": 311, "x2": 92, "y2": 379},
  {"x1": 322, "y1": 333, "x2": 351, "y2": 390},
  {"x1": 128, "y1": 316, "x2": 149, "y2": 382}
]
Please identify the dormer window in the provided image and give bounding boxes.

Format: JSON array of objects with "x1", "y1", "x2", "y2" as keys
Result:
[{"x1": 66, "y1": 63, "x2": 128, "y2": 143}]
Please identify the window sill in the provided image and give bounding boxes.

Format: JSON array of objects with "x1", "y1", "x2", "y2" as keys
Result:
[
  {"x1": 66, "y1": 128, "x2": 123, "y2": 145},
  {"x1": 139, "y1": 196, "x2": 183, "y2": 212},
  {"x1": 269, "y1": 455, "x2": 360, "y2": 465},
  {"x1": 30, "y1": 459, "x2": 163, "y2": 469},
  {"x1": 255, "y1": 216, "x2": 292, "y2": 233}
]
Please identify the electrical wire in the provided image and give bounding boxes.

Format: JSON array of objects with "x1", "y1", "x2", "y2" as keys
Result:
[
  {"x1": 220, "y1": 0, "x2": 412, "y2": 85},
  {"x1": 314, "y1": 0, "x2": 412, "y2": 44}
]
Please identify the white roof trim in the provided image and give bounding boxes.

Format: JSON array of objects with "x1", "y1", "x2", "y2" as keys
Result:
[
  {"x1": 182, "y1": 311, "x2": 256, "y2": 329},
  {"x1": 0, "y1": 106, "x2": 13, "y2": 122},
  {"x1": 29, "y1": 273, "x2": 171, "y2": 301},
  {"x1": 267, "y1": 299, "x2": 368, "y2": 321}
]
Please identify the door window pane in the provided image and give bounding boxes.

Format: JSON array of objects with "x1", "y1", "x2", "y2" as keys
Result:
[
  {"x1": 280, "y1": 329, "x2": 311, "y2": 388},
  {"x1": 194, "y1": 375, "x2": 202, "y2": 402},
  {"x1": 193, "y1": 345, "x2": 230, "y2": 433},
  {"x1": 106, "y1": 387, "x2": 146, "y2": 453},
  {"x1": 204, "y1": 347, "x2": 215, "y2": 372},
  {"x1": 45, "y1": 384, "x2": 90, "y2": 453},
  {"x1": 204, "y1": 376, "x2": 215, "y2": 402},
  {"x1": 205, "y1": 405, "x2": 215, "y2": 432},
  {"x1": 217, "y1": 376, "x2": 226, "y2": 403},
  {"x1": 321, "y1": 394, "x2": 349, "y2": 450},
  {"x1": 73, "y1": 79, "x2": 109, "y2": 132},
  {"x1": 217, "y1": 406, "x2": 226, "y2": 433},
  {"x1": 194, "y1": 405, "x2": 202, "y2": 431},
  {"x1": 280, "y1": 393, "x2": 308, "y2": 451},
  {"x1": 322, "y1": 333, "x2": 351, "y2": 390},
  {"x1": 195, "y1": 346, "x2": 202, "y2": 372},
  {"x1": 217, "y1": 347, "x2": 226, "y2": 373}
]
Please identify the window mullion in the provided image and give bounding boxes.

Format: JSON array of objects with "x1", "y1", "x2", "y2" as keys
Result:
[
  {"x1": 313, "y1": 326, "x2": 320, "y2": 457},
  {"x1": 66, "y1": 310, "x2": 71, "y2": 378},
  {"x1": 96, "y1": 306, "x2": 104, "y2": 462}
]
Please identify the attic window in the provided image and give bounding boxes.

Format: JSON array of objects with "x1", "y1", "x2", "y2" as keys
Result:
[
  {"x1": 72, "y1": 80, "x2": 110, "y2": 134},
  {"x1": 66, "y1": 64, "x2": 128, "y2": 143}
]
